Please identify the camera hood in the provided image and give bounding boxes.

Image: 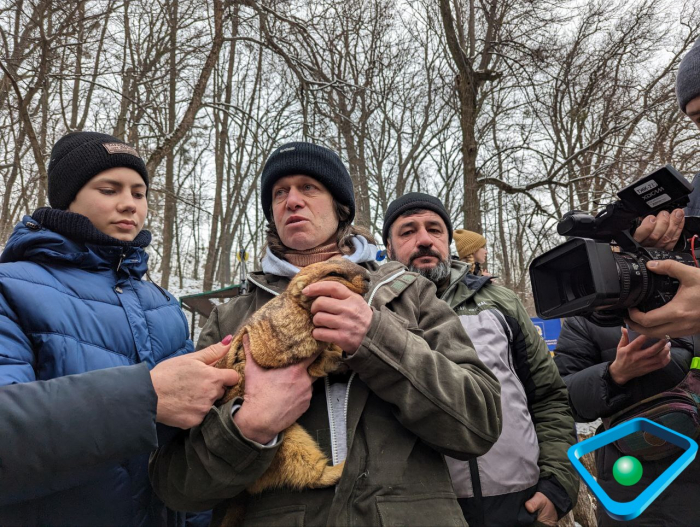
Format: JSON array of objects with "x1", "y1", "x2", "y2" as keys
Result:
[{"x1": 530, "y1": 238, "x2": 621, "y2": 319}]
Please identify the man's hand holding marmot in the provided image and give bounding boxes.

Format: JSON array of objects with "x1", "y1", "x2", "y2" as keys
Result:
[
  {"x1": 233, "y1": 334, "x2": 319, "y2": 444},
  {"x1": 305, "y1": 281, "x2": 373, "y2": 355}
]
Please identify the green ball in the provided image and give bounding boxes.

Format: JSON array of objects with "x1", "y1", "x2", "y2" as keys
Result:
[{"x1": 613, "y1": 456, "x2": 643, "y2": 486}]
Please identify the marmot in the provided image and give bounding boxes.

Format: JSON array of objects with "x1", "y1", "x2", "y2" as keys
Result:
[{"x1": 213, "y1": 259, "x2": 371, "y2": 525}]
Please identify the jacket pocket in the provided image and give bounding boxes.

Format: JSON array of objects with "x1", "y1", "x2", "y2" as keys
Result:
[
  {"x1": 376, "y1": 493, "x2": 466, "y2": 527},
  {"x1": 243, "y1": 504, "x2": 305, "y2": 527}
]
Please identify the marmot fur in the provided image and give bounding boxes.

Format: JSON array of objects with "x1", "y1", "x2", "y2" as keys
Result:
[{"x1": 213, "y1": 258, "x2": 371, "y2": 526}]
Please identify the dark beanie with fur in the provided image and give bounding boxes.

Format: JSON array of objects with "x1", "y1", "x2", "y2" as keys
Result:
[
  {"x1": 48, "y1": 131, "x2": 149, "y2": 210},
  {"x1": 260, "y1": 142, "x2": 355, "y2": 222},
  {"x1": 383, "y1": 192, "x2": 453, "y2": 245}
]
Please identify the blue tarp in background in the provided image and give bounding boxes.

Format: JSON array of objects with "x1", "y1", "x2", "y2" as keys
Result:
[{"x1": 531, "y1": 317, "x2": 562, "y2": 351}]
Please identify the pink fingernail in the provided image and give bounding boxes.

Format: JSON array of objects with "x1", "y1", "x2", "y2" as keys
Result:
[{"x1": 221, "y1": 334, "x2": 233, "y2": 346}]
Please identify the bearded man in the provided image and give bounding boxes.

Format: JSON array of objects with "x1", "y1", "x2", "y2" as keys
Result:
[{"x1": 384, "y1": 192, "x2": 577, "y2": 527}]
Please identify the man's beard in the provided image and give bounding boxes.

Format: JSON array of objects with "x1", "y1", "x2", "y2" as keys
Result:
[{"x1": 393, "y1": 247, "x2": 451, "y2": 284}]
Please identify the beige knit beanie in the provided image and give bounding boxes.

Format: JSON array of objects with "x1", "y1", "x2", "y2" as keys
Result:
[{"x1": 453, "y1": 229, "x2": 486, "y2": 259}]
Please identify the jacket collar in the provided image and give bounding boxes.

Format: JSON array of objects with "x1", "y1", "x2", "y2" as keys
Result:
[
  {"x1": 260, "y1": 235, "x2": 380, "y2": 278},
  {"x1": 246, "y1": 260, "x2": 397, "y2": 299},
  {"x1": 439, "y1": 260, "x2": 493, "y2": 302},
  {"x1": 1, "y1": 215, "x2": 149, "y2": 278},
  {"x1": 439, "y1": 260, "x2": 472, "y2": 299},
  {"x1": 247, "y1": 271, "x2": 291, "y2": 297},
  {"x1": 31, "y1": 208, "x2": 151, "y2": 248}
]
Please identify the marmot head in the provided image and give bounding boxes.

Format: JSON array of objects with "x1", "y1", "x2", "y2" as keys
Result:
[{"x1": 287, "y1": 259, "x2": 371, "y2": 303}]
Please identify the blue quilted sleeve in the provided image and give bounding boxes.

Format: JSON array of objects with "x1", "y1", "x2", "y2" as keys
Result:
[{"x1": 0, "y1": 285, "x2": 36, "y2": 385}]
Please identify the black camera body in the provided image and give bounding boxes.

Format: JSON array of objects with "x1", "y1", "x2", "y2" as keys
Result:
[{"x1": 529, "y1": 165, "x2": 699, "y2": 326}]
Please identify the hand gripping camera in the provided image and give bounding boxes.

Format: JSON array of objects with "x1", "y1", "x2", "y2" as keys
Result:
[{"x1": 529, "y1": 165, "x2": 700, "y2": 326}]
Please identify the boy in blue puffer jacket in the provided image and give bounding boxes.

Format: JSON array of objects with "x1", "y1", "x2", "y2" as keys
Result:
[{"x1": 0, "y1": 132, "x2": 239, "y2": 526}]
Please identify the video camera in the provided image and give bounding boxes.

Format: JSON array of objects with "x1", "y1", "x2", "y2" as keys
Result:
[{"x1": 529, "y1": 165, "x2": 700, "y2": 326}]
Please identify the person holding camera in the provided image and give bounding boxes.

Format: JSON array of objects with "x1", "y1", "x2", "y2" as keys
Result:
[
  {"x1": 554, "y1": 198, "x2": 700, "y2": 526},
  {"x1": 625, "y1": 38, "x2": 700, "y2": 340}
]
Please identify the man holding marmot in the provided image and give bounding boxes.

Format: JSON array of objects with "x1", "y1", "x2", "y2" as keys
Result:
[{"x1": 150, "y1": 142, "x2": 502, "y2": 526}]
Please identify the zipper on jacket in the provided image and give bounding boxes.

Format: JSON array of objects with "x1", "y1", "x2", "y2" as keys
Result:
[
  {"x1": 344, "y1": 372, "x2": 356, "y2": 424},
  {"x1": 491, "y1": 309, "x2": 515, "y2": 372},
  {"x1": 324, "y1": 371, "x2": 357, "y2": 467},
  {"x1": 324, "y1": 377, "x2": 340, "y2": 466},
  {"x1": 146, "y1": 270, "x2": 170, "y2": 301},
  {"x1": 116, "y1": 252, "x2": 125, "y2": 273},
  {"x1": 115, "y1": 251, "x2": 172, "y2": 302}
]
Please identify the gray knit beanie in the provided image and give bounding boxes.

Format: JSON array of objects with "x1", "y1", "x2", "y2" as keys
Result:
[{"x1": 676, "y1": 38, "x2": 700, "y2": 114}]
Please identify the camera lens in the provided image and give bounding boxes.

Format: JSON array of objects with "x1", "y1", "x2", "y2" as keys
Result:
[
  {"x1": 569, "y1": 275, "x2": 594, "y2": 298},
  {"x1": 613, "y1": 252, "x2": 650, "y2": 308},
  {"x1": 529, "y1": 237, "x2": 684, "y2": 321}
]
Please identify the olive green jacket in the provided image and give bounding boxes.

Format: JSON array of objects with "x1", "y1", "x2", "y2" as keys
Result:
[
  {"x1": 149, "y1": 261, "x2": 502, "y2": 526},
  {"x1": 441, "y1": 261, "x2": 578, "y2": 518}
]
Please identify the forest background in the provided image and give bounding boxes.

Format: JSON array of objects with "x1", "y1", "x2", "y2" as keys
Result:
[{"x1": 2, "y1": 0, "x2": 700, "y2": 311}]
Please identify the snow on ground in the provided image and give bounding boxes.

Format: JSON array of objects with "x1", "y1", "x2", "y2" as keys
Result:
[
  {"x1": 577, "y1": 419, "x2": 602, "y2": 437},
  {"x1": 148, "y1": 271, "x2": 225, "y2": 344},
  {"x1": 153, "y1": 272, "x2": 208, "y2": 300}
]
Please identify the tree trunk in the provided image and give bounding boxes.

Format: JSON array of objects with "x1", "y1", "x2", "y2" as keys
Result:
[
  {"x1": 203, "y1": 4, "x2": 238, "y2": 292},
  {"x1": 69, "y1": 1, "x2": 84, "y2": 130},
  {"x1": 145, "y1": 0, "x2": 225, "y2": 175},
  {"x1": 336, "y1": 99, "x2": 372, "y2": 228},
  {"x1": 455, "y1": 72, "x2": 481, "y2": 231},
  {"x1": 113, "y1": 0, "x2": 131, "y2": 140},
  {"x1": 439, "y1": 0, "x2": 499, "y2": 233},
  {"x1": 160, "y1": 0, "x2": 178, "y2": 291},
  {"x1": 1, "y1": 127, "x2": 26, "y2": 239},
  {"x1": 497, "y1": 190, "x2": 511, "y2": 288}
]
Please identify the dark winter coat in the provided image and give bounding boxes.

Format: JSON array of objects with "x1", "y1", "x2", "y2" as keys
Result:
[
  {"x1": 554, "y1": 316, "x2": 700, "y2": 526},
  {"x1": 150, "y1": 261, "x2": 503, "y2": 527},
  {"x1": 0, "y1": 213, "x2": 194, "y2": 527}
]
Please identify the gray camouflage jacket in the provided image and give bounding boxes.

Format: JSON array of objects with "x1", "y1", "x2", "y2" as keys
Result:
[{"x1": 441, "y1": 261, "x2": 577, "y2": 524}]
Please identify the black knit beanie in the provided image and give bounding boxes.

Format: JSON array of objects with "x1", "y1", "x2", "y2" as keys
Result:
[
  {"x1": 677, "y1": 37, "x2": 700, "y2": 114},
  {"x1": 48, "y1": 131, "x2": 149, "y2": 210},
  {"x1": 383, "y1": 192, "x2": 453, "y2": 245},
  {"x1": 260, "y1": 142, "x2": 355, "y2": 222}
]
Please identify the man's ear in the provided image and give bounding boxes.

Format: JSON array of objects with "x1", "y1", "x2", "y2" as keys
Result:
[{"x1": 386, "y1": 239, "x2": 392, "y2": 259}]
